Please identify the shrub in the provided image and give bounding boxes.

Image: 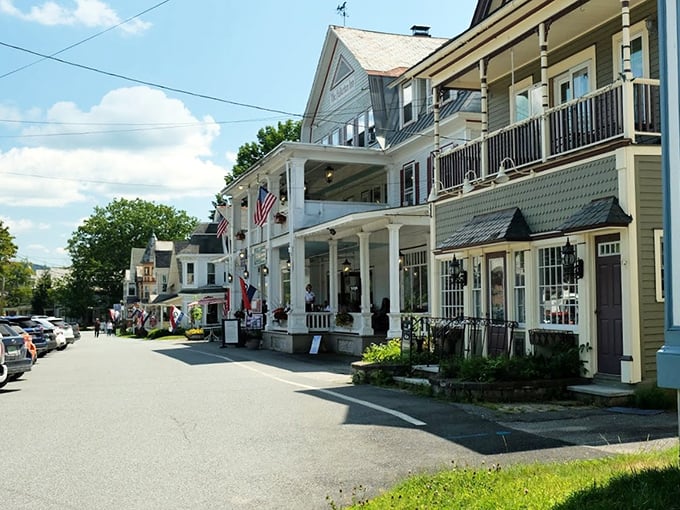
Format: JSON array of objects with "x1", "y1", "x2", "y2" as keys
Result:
[
  {"x1": 630, "y1": 384, "x2": 677, "y2": 410},
  {"x1": 146, "y1": 328, "x2": 174, "y2": 340},
  {"x1": 362, "y1": 339, "x2": 402, "y2": 364}
]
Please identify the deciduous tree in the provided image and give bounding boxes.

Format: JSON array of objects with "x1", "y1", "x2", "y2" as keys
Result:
[{"x1": 66, "y1": 198, "x2": 198, "y2": 320}]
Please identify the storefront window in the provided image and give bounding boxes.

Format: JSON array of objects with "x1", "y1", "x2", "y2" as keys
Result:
[{"x1": 538, "y1": 246, "x2": 579, "y2": 325}]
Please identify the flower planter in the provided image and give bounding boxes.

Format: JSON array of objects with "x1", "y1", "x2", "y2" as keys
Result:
[
  {"x1": 186, "y1": 334, "x2": 204, "y2": 341},
  {"x1": 274, "y1": 213, "x2": 287, "y2": 224}
]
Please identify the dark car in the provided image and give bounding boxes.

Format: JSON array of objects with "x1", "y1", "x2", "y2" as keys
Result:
[
  {"x1": 2, "y1": 316, "x2": 49, "y2": 357},
  {"x1": 0, "y1": 319, "x2": 32, "y2": 381}
]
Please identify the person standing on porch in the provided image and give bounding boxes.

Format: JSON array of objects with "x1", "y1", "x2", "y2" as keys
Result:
[{"x1": 305, "y1": 284, "x2": 315, "y2": 312}]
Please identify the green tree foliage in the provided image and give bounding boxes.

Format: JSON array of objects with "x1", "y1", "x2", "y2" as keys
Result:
[
  {"x1": 225, "y1": 119, "x2": 301, "y2": 185},
  {"x1": 66, "y1": 198, "x2": 198, "y2": 320},
  {"x1": 3, "y1": 261, "x2": 33, "y2": 309},
  {"x1": 31, "y1": 271, "x2": 53, "y2": 315},
  {"x1": 0, "y1": 221, "x2": 20, "y2": 310}
]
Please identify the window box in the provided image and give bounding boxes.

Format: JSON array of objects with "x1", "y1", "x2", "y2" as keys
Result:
[
  {"x1": 235, "y1": 231, "x2": 246, "y2": 241},
  {"x1": 274, "y1": 213, "x2": 287, "y2": 224}
]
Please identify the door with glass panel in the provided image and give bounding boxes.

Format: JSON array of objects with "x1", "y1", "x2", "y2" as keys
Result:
[
  {"x1": 486, "y1": 253, "x2": 507, "y2": 356},
  {"x1": 553, "y1": 63, "x2": 592, "y2": 153}
]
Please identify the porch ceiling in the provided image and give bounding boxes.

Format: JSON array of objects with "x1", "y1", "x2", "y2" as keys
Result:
[{"x1": 422, "y1": 0, "x2": 650, "y2": 90}]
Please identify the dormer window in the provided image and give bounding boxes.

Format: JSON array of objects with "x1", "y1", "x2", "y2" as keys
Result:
[
  {"x1": 207, "y1": 263, "x2": 216, "y2": 285},
  {"x1": 186, "y1": 262, "x2": 195, "y2": 285},
  {"x1": 402, "y1": 81, "x2": 414, "y2": 125}
]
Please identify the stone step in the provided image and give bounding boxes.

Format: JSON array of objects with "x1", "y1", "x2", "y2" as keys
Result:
[
  {"x1": 393, "y1": 376, "x2": 431, "y2": 386},
  {"x1": 567, "y1": 383, "x2": 634, "y2": 406}
]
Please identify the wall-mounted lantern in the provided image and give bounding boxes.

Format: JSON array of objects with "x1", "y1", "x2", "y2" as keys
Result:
[
  {"x1": 449, "y1": 255, "x2": 468, "y2": 287},
  {"x1": 561, "y1": 239, "x2": 584, "y2": 283},
  {"x1": 342, "y1": 259, "x2": 352, "y2": 272},
  {"x1": 227, "y1": 273, "x2": 233, "y2": 283},
  {"x1": 325, "y1": 165, "x2": 334, "y2": 184},
  {"x1": 243, "y1": 269, "x2": 250, "y2": 279},
  {"x1": 261, "y1": 265, "x2": 269, "y2": 276}
]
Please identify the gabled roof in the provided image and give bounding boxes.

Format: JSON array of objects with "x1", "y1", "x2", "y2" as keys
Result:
[
  {"x1": 436, "y1": 207, "x2": 531, "y2": 251},
  {"x1": 332, "y1": 26, "x2": 447, "y2": 76},
  {"x1": 175, "y1": 223, "x2": 224, "y2": 256},
  {"x1": 558, "y1": 196, "x2": 633, "y2": 234}
]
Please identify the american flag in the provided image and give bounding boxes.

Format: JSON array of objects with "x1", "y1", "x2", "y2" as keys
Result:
[
  {"x1": 253, "y1": 186, "x2": 277, "y2": 227},
  {"x1": 216, "y1": 213, "x2": 228, "y2": 237}
]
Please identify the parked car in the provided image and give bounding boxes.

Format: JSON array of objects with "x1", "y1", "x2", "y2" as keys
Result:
[
  {"x1": 0, "y1": 340, "x2": 8, "y2": 389},
  {"x1": 10, "y1": 325, "x2": 37, "y2": 364},
  {"x1": 2, "y1": 316, "x2": 49, "y2": 357},
  {"x1": 32, "y1": 317, "x2": 66, "y2": 351},
  {"x1": 46, "y1": 317, "x2": 75, "y2": 345},
  {"x1": 70, "y1": 322, "x2": 81, "y2": 340},
  {"x1": 0, "y1": 319, "x2": 32, "y2": 381}
]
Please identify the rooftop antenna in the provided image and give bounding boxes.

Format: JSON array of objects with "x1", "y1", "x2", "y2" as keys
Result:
[{"x1": 337, "y1": 2, "x2": 348, "y2": 26}]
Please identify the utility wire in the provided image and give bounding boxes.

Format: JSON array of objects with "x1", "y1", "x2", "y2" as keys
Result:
[{"x1": 0, "y1": 0, "x2": 173, "y2": 80}]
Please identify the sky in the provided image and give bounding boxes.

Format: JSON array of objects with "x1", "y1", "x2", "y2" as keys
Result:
[{"x1": 0, "y1": 0, "x2": 477, "y2": 268}]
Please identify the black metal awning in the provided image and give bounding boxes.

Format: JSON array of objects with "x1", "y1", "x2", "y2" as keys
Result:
[{"x1": 558, "y1": 196, "x2": 632, "y2": 234}]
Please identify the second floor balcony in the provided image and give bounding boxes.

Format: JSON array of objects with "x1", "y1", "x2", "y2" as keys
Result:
[{"x1": 437, "y1": 79, "x2": 660, "y2": 191}]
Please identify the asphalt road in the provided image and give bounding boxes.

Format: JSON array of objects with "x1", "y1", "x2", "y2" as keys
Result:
[{"x1": 1, "y1": 331, "x2": 677, "y2": 509}]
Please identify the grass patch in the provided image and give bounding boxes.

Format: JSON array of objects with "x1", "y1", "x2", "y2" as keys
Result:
[{"x1": 335, "y1": 448, "x2": 680, "y2": 509}]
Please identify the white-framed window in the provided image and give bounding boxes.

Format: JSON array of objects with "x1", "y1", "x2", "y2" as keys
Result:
[
  {"x1": 538, "y1": 246, "x2": 578, "y2": 326},
  {"x1": 471, "y1": 255, "x2": 482, "y2": 317},
  {"x1": 441, "y1": 260, "x2": 464, "y2": 318},
  {"x1": 511, "y1": 76, "x2": 542, "y2": 122},
  {"x1": 654, "y1": 229, "x2": 664, "y2": 302},
  {"x1": 554, "y1": 63, "x2": 591, "y2": 104},
  {"x1": 514, "y1": 251, "x2": 527, "y2": 324},
  {"x1": 331, "y1": 128, "x2": 340, "y2": 146},
  {"x1": 345, "y1": 121, "x2": 354, "y2": 146},
  {"x1": 186, "y1": 262, "x2": 195, "y2": 285},
  {"x1": 401, "y1": 81, "x2": 414, "y2": 126},
  {"x1": 401, "y1": 162, "x2": 416, "y2": 206},
  {"x1": 613, "y1": 21, "x2": 650, "y2": 79},
  {"x1": 357, "y1": 113, "x2": 366, "y2": 147},
  {"x1": 207, "y1": 263, "x2": 216, "y2": 285},
  {"x1": 367, "y1": 108, "x2": 375, "y2": 144},
  {"x1": 402, "y1": 250, "x2": 428, "y2": 312}
]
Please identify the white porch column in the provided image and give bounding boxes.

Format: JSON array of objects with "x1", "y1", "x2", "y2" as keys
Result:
[
  {"x1": 386, "y1": 224, "x2": 403, "y2": 339},
  {"x1": 357, "y1": 231, "x2": 373, "y2": 335},
  {"x1": 479, "y1": 58, "x2": 489, "y2": 178},
  {"x1": 287, "y1": 235, "x2": 308, "y2": 334},
  {"x1": 539, "y1": 22, "x2": 550, "y2": 161},
  {"x1": 328, "y1": 238, "x2": 338, "y2": 312},
  {"x1": 621, "y1": 0, "x2": 635, "y2": 139}
]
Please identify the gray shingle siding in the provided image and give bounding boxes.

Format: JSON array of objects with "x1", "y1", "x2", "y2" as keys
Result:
[
  {"x1": 435, "y1": 156, "x2": 618, "y2": 247},
  {"x1": 634, "y1": 154, "x2": 663, "y2": 380}
]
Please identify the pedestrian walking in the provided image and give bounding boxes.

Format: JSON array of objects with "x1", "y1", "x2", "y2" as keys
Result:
[
  {"x1": 106, "y1": 319, "x2": 113, "y2": 336},
  {"x1": 94, "y1": 318, "x2": 101, "y2": 338}
]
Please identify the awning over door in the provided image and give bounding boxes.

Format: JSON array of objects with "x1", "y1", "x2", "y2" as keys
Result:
[
  {"x1": 436, "y1": 207, "x2": 532, "y2": 252},
  {"x1": 188, "y1": 295, "x2": 226, "y2": 306},
  {"x1": 558, "y1": 196, "x2": 632, "y2": 234}
]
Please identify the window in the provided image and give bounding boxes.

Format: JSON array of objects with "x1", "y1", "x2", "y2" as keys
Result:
[
  {"x1": 207, "y1": 263, "x2": 216, "y2": 285},
  {"x1": 367, "y1": 108, "x2": 375, "y2": 144},
  {"x1": 654, "y1": 229, "x2": 664, "y2": 302},
  {"x1": 402, "y1": 251, "x2": 428, "y2": 312},
  {"x1": 441, "y1": 260, "x2": 464, "y2": 318},
  {"x1": 357, "y1": 113, "x2": 366, "y2": 147},
  {"x1": 613, "y1": 21, "x2": 650, "y2": 79},
  {"x1": 186, "y1": 262, "x2": 195, "y2": 285},
  {"x1": 162, "y1": 275, "x2": 167, "y2": 292},
  {"x1": 471, "y1": 256, "x2": 482, "y2": 317},
  {"x1": 345, "y1": 121, "x2": 354, "y2": 146},
  {"x1": 401, "y1": 162, "x2": 416, "y2": 206},
  {"x1": 538, "y1": 246, "x2": 579, "y2": 326},
  {"x1": 331, "y1": 129, "x2": 340, "y2": 146},
  {"x1": 554, "y1": 64, "x2": 591, "y2": 104},
  {"x1": 514, "y1": 83, "x2": 542, "y2": 121},
  {"x1": 514, "y1": 251, "x2": 526, "y2": 324},
  {"x1": 402, "y1": 81, "x2": 414, "y2": 125}
]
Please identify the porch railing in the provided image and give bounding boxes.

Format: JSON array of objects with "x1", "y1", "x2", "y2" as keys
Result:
[
  {"x1": 400, "y1": 315, "x2": 519, "y2": 365},
  {"x1": 438, "y1": 79, "x2": 660, "y2": 192}
]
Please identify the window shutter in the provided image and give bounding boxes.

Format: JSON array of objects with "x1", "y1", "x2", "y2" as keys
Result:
[
  {"x1": 400, "y1": 167, "x2": 405, "y2": 206},
  {"x1": 426, "y1": 155, "x2": 433, "y2": 198},
  {"x1": 415, "y1": 162, "x2": 420, "y2": 204}
]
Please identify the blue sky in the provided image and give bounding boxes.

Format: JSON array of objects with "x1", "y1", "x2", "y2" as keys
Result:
[{"x1": 0, "y1": 0, "x2": 476, "y2": 267}]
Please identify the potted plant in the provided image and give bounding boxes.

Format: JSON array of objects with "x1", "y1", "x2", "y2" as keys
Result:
[
  {"x1": 234, "y1": 310, "x2": 245, "y2": 320},
  {"x1": 235, "y1": 230, "x2": 246, "y2": 241},
  {"x1": 190, "y1": 306, "x2": 203, "y2": 327},
  {"x1": 272, "y1": 307, "x2": 288, "y2": 323},
  {"x1": 274, "y1": 212, "x2": 287, "y2": 224},
  {"x1": 335, "y1": 311, "x2": 354, "y2": 328}
]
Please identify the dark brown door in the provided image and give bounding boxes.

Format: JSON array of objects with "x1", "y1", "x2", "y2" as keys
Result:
[
  {"x1": 486, "y1": 253, "x2": 507, "y2": 356},
  {"x1": 595, "y1": 234, "x2": 623, "y2": 375}
]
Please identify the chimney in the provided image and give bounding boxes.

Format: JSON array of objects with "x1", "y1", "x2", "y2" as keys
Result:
[{"x1": 410, "y1": 25, "x2": 431, "y2": 37}]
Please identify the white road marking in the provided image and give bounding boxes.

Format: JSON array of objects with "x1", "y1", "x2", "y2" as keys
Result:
[{"x1": 193, "y1": 349, "x2": 427, "y2": 427}]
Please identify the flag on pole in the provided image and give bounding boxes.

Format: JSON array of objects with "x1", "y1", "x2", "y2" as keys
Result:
[
  {"x1": 239, "y1": 276, "x2": 251, "y2": 311},
  {"x1": 253, "y1": 186, "x2": 277, "y2": 227},
  {"x1": 169, "y1": 305, "x2": 185, "y2": 331},
  {"x1": 223, "y1": 290, "x2": 230, "y2": 317},
  {"x1": 216, "y1": 214, "x2": 229, "y2": 238}
]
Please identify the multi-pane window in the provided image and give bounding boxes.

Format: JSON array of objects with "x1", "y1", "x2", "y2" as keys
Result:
[
  {"x1": 538, "y1": 246, "x2": 578, "y2": 326},
  {"x1": 514, "y1": 251, "x2": 526, "y2": 324},
  {"x1": 207, "y1": 263, "x2": 216, "y2": 285},
  {"x1": 441, "y1": 260, "x2": 464, "y2": 318},
  {"x1": 514, "y1": 84, "x2": 542, "y2": 121},
  {"x1": 186, "y1": 262, "x2": 195, "y2": 285},
  {"x1": 331, "y1": 129, "x2": 340, "y2": 146},
  {"x1": 401, "y1": 163, "x2": 416, "y2": 206},
  {"x1": 614, "y1": 22, "x2": 649, "y2": 79},
  {"x1": 366, "y1": 108, "x2": 375, "y2": 144},
  {"x1": 402, "y1": 251, "x2": 428, "y2": 312},
  {"x1": 345, "y1": 121, "x2": 354, "y2": 146},
  {"x1": 471, "y1": 256, "x2": 482, "y2": 318}
]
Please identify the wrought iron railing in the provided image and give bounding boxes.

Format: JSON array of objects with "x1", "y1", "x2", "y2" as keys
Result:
[{"x1": 400, "y1": 315, "x2": 519, "y2": 365}]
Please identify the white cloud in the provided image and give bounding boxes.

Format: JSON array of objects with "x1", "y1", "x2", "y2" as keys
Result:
[
  {"x1": 0, "y1": 216, "x2": 49, "y2": 232},
  {"x1": 0, "y1": 86, "x2": 227, "y2": 208},
  {"x1": 0, "y1": 0, "x2": 150, "y2": 33},
  {"x1": 225, "y1": 151, "x2": 237, "y2": 167}
]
